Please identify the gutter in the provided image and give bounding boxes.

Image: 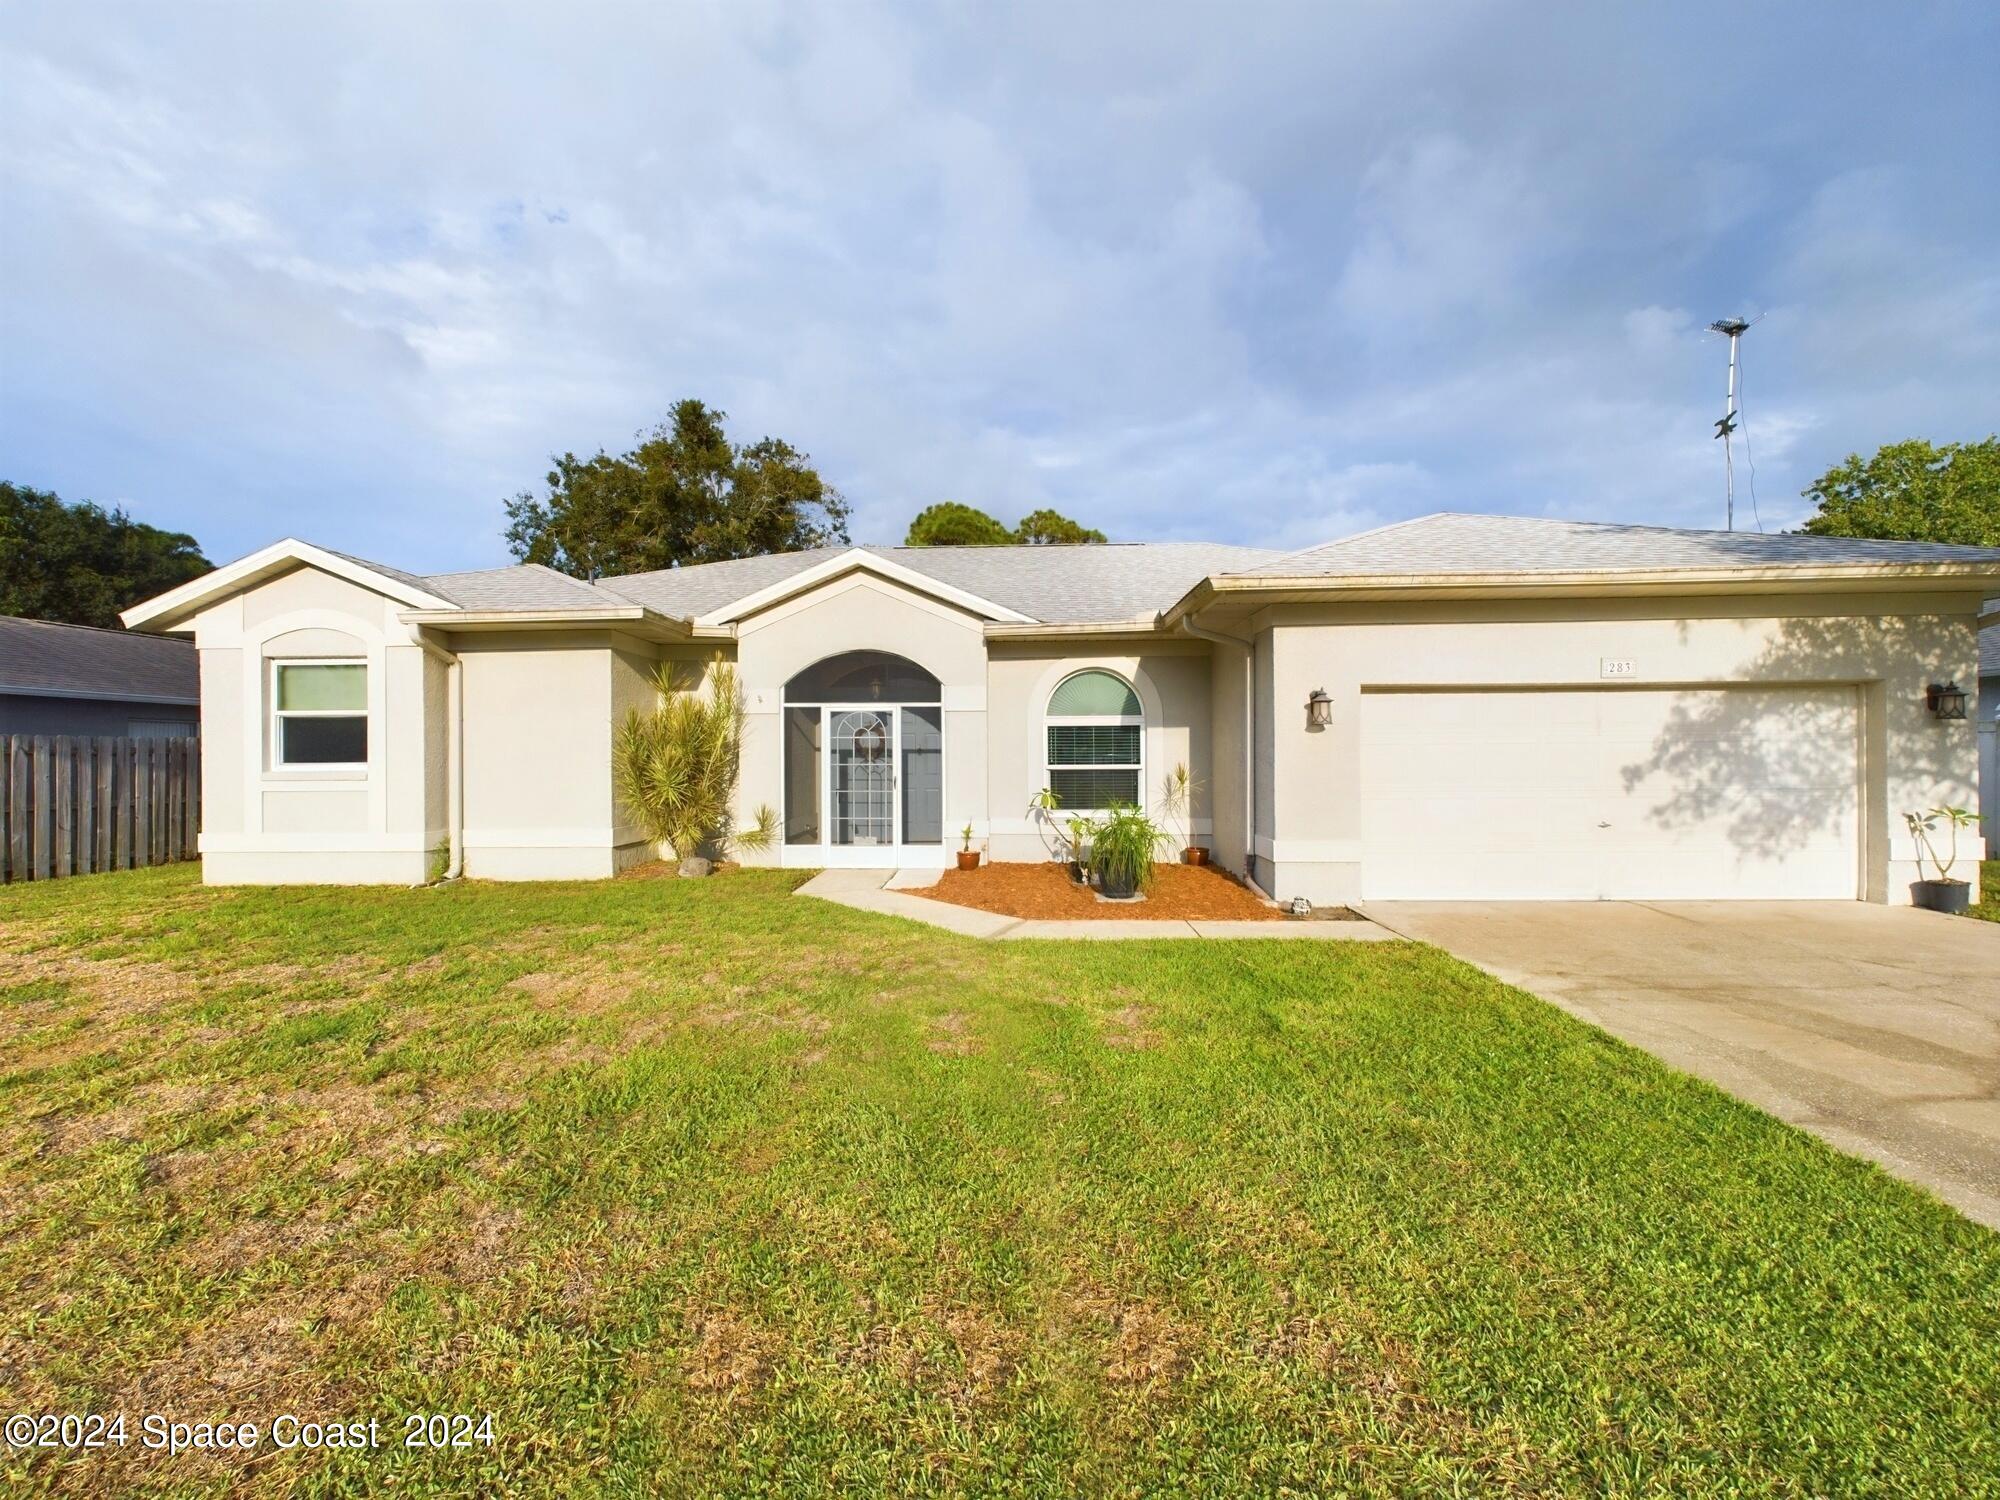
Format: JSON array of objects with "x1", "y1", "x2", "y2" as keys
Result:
[
  {"x1": 1160, "y1": 559, "x2": 2000, "y2": 627},
  {"x1": 983, "y1": 619, "x2": 1165, "y2": 641},
  {"x1": 0, "y1": 686, "x2": 201, "y2": 706},
  {"x1": 397, "y1": 606, "x2": 712, "y2": 642}
]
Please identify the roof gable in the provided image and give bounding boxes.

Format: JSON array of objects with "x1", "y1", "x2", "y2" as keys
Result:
[
  {"x1": 122, "y1": 539, "x2": 457, "y2": 631},
  {"x1": 688, "y1": 548, "x2": 1036, "y2": 626}
]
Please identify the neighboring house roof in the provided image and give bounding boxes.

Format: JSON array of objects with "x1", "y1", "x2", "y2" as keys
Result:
[
  {"x1": 1244, "y1": 513, "x2": 2000, "y2": 577},
  {"x1": 0, "y1": 615, "x2": 200, "y2": 704}
]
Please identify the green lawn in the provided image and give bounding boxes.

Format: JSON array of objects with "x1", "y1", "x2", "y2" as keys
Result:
[
  {"x1": 2, "y1": 868, "x2": 1997, "y2": 1498},
  {"x1": 1971, "y1": 860, "x2": 2000, "y2": 921}
]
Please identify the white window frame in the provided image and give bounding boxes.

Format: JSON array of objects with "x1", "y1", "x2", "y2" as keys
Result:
[
  {"x1": 1044, "y1": 670, "x2": 1144, "y2": 814},
  {"x1": 268, "y1": 657, "x2": 369, "y2": 771}
]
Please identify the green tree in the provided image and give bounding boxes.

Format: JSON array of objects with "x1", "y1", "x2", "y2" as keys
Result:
[
  {"x1": 1015, "y1": 507, "x2": 1107, "y2": 545},
  {"x1": 1798, "y1": 437, "x2": 2000, "y2": 546},
  {"x1": 504, "y1": 400, "x2": 850, "y2": 578},
  {"x1": 904, "y1": 501, "x2": 1014, "y2": 547},
  {"x1": 0, "y1": 482, "x2": 210, "y2": 627},
  {"x1": 904, "y1": 501, "x2": 1107, "y2": 546}
]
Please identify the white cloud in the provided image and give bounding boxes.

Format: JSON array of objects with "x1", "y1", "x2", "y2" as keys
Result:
[{"x1": 1, "y1": 3, "x2": 1995, "y2": 565}]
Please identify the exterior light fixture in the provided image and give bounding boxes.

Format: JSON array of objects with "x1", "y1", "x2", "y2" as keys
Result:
[
  {"x1": 1306, "y1": 687, "x2": 1332, "y2": 730},
  {"x1": 1925, "y1": 681, "x2": 1969, "y2": 721}
]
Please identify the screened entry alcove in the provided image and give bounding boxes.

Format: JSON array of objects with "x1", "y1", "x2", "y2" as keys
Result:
[{"x1": 783, "y1": 651, "x2": 945, "y2": 867}]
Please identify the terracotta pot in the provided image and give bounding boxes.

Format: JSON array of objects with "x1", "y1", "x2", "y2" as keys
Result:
[
  {"x1": 956, "y1": 850, "x2": 981, "y2": 871},
  {"x1": 1181, "y1": 846, "x2": 1209, "y2": 866}
]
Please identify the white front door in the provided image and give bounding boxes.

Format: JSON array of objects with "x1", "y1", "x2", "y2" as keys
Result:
[{"x1": 823, "y1": 706, "x2": 901, "y2": 866}]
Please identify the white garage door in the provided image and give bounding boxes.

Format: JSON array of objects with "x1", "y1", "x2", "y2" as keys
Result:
[{"x1": 1360, "y1": 686, "x2": 1860, "y2": 901}]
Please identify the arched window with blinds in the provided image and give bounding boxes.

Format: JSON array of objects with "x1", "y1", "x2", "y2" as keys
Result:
[{"x1": 1044, "y1": 669, "x2": 1142, "y2": 810}]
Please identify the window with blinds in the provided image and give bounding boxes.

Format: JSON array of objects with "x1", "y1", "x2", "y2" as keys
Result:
[{"x1": 1045, "y1": 670, "x2": 1141, "y2": 809}]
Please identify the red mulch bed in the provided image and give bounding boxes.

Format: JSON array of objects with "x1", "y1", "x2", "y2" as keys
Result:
[{"x1": 918, "y1": 860, "x2": 1282, "y2": 921}]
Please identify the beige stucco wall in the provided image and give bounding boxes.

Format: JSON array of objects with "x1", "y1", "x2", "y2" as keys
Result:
[
  {"x1": 984, "y1": 643, "x2": 1214, "y2": 864},
  {"x1": 1206, "y1": 637, "x2": 1252, "y2": 877},
  {"x1": 454, "y1": 630, "x2": 668, "y2": 880},
  {"x1": 187, "y1": 564, "x2": 449, "y2": 884},
  {"x1": 1249, "y1": 590, "x2": 1985, "y2": 907}
]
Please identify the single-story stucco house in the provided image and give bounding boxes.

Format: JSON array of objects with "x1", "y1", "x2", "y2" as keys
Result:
[{"x1": 120, "y1": 513, "x2": 2000, "y2": 905}]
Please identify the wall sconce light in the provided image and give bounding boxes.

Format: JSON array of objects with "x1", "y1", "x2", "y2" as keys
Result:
[
  {"x1": 1306, "y1": 687, "x2": 1332, "y2": 730},
  {"x1": 1925, "y1": 681, "x2": 1969, "y2": 720}
]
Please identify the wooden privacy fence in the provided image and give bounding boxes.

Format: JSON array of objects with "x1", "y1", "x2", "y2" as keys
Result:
[{"x1": 1, "y1": 735, "x2": 200, "y2": 883}]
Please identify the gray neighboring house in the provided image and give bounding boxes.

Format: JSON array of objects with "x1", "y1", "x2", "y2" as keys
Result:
[{"x1": 0, "y1": 615, "x2": 201, "y2": 738}]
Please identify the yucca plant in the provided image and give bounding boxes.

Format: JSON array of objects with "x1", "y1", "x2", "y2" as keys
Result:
[{"x1": 613, "y1": 655, "x2": 747, "y2": 860}]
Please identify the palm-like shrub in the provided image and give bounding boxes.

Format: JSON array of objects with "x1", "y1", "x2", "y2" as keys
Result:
[{"x1": 613, "y1": 656, "x2": 746, "y2": 859}]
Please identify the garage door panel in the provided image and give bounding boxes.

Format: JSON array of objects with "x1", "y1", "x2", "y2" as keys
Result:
[{"x1": 1361, "y1": 686, "x2": 1859, "y2": 901}]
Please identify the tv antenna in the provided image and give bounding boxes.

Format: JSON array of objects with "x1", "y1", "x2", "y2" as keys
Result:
[{"x1": 1707, "y1": 316, "x2": 1758, "y2": 531}]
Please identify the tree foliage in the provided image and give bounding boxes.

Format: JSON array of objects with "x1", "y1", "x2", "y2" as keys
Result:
[
  {"x1": 1797, "y1": 437, "x2": 2000, "y2": 547},
  {"x1": 504, "y1": 400, "x2": 851, "y2": 578},
  {"x1": 0, "y1": 482, "x2": 211, "y2": 628},
  {"x1": 904, "y1": 501, "x2": 1014, "y2": 546},
  {"x1": 1015, "y1": 508, "x2": 1107, "y2": 545},
  {"x1": 904, "y1": 501, "x2": 1106, "y2": 546}
]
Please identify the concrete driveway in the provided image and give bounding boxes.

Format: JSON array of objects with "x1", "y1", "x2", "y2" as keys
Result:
[{"x1": 1362, "y1": 901, "x2": 2000, "y2": 1230}]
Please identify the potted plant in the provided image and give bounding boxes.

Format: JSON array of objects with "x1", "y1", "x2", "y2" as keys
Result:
[
  {"x1": 1088, "y1": 803, "x2": 1171, "y2": 900},
  {"x1": 1161, "y1": 762, "x2": 1207, "y2": 865},
  {"x1": 1906, "y1": 805, "x2": 1979, "y2": 913},
  {"x1": 957, "y1": 824, "x2": 981, "y2": 871}
]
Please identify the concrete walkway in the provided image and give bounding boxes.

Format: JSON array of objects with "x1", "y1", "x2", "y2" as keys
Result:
[
  {"x1": 796, "y1": 868, "x2": 1396, "y2": 941},
  {"x1": 1362, "y1": 899, "x2": 2000, "y2": 1230}
]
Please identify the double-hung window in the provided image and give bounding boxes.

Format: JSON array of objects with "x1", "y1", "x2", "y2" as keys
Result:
[
  {"x1": 1044, "y1": 669, "x2": 1142, "y2": 810},
  {"x1": 272, "y1": 660, "x2": 367, "y2": 768}
]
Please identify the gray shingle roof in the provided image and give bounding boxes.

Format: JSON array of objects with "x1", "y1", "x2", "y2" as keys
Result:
[
  {"x1": 601, "y1": 548, "x2": 848, "y2": 618},
  {"x1": 320, "y1": 546, "x2": 457, "y2": 602},
  {"x1": 1243, "y1": 513, "x2": 2000, "y2": 577},
  {"x1": 420, "y1": 563, "x2": 633, "y2": 611},
  {"x1": 0, "y1": 615, "x2": 199, "y2": 702},
  {"x1": 604, "y1": 543, "x2": 1282, "y2": 623},
  {"x1": 302, "y1": 517, "x2": 2000, "y2": 632}
]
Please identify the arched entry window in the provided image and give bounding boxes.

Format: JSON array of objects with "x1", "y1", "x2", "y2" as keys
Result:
[
  {"x1": 785, "y1": 650, "x2": 940, "y2": 704},
  {"x1": 1045, "y1": 669, "x2": 1142, "y2": 810},
  {"x1": 784, "y1": 652, "x2": 943, "y2": 856}
]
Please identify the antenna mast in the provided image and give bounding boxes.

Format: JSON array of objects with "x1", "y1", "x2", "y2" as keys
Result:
[{"x1": 1709, "y1": 317, "x2": 1750, "y2": 531}]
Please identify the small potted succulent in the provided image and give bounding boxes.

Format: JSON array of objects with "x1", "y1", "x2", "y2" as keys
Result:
[
  {"x1": 957, "y1": 824, "x2": 981, "y2": 871},
  {"x1": 1161, "y1": 762, "x2": 1208, "y2": 865},
  {"x1": 1089, "y1": 803, "x2": 1171, "y2": 900},
  {"x1": 1906, "y1": 805, "x2": 1979, "y2": 913}
]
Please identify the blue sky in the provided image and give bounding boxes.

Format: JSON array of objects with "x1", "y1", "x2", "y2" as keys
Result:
[{"x1": 3, "y1": 2, "x2": 1996, "y2": 571}]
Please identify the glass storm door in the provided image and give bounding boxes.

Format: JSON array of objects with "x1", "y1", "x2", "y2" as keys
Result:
[{"x1": 828, "y1": 708, "x2": 897, "y2": 849}]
